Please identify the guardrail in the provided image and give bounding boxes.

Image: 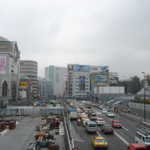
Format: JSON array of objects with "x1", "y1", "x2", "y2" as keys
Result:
[{"x1": 63, "y1": 116, "x2": 72, "y2": 150}]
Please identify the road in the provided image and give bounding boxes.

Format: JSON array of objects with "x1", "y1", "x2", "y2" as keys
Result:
[
  {"x1": 94, "y1": 107, "x2": 141, "y2": 145},
  {"x1": 67, "y1": 104, "x2": 128, "y2": 150},
  {"x1": 71, "y1": 120, "x2": 127, "y2": 150},
  {"x1": 66, "y1": 100, "x2": 150, "y2": 150},
  {"x1": 0, "y1": 117, "x2": 40, "y2": 150}
]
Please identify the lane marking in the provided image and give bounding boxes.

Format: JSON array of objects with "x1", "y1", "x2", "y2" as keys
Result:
[
  {"x1": 96, "y1": 131, "x2": 101, "y2": 136},
  {"x1": 114, "y1": 131, "x2": 129, "y2": 146},
  {"x1": 0, "y1": 129, "x2": 9, "y2": 136},
  {"x1": 122, "y1": 126, "x2": 129, "y2": 131},
  {"x1": 143, "y1": 121, "x2": 150, "y2": 126}
]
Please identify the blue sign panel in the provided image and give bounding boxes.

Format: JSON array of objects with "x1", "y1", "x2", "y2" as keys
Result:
[
  {"x1": 73, "y1": 65, "x2": 90, "y2": 72},
  {"x1": 95, "y1": 75, "x2": 107, "y2": 83}
]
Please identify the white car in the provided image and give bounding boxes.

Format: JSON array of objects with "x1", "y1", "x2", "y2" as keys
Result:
[
  {"x1": 102, "y1": 109, "x2": 108, "y2": 114},
  {"x1": 96, "y1": 118, "x2": 105, "y2": 126},
  {"x1": 83, "y1": 119, "x2": 90, "y2": 127},
  {"x1": 96, "y1": 112, "x2": 102, "y2": 116},
  {"x1": 106, "y1": 113, "x2": 115, "y2": 118}
]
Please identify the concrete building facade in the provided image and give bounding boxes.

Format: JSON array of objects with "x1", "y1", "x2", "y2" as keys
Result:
[
  {"x1": 45, "y1": 66, "x2": 67, "y2": 97},
  {"x1": 0, "y1": 36, "x2": 20, "y2": 106},
  {"x1": 20, "y1": 60, "x2": 38, "y2": 99},
  {"x1": 39, "y1": 78, "x2": 52, "y2": 99},
  {"x1": 67, "y1": 64, "x2": 118, "y2": 99}
]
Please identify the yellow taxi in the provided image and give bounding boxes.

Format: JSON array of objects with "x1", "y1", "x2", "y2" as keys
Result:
[{"x1": 91, "y1": 136, "x2": 108, "y2": 149}]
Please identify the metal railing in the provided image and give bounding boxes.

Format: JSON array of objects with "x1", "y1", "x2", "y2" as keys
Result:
[{"x1": 63, "y1": 116, "x2": 72, "y2": 150}]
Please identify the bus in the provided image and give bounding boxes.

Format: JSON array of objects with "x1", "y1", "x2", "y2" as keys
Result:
[{"x1": 135, "y1": 128, "x2": 150, "y2": 146}]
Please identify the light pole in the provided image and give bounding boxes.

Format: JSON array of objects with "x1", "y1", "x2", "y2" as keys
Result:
[{"x1": 142, "y1": 72, "x2": 146, "y2": 122}]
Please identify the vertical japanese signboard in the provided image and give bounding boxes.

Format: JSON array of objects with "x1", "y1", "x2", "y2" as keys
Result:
[
  {"x1": 79, "y1": 76, "x2": 86, "y2": 90},
  {"x1": 0, "y1": 56, "x2": 7, "y2": 74}
]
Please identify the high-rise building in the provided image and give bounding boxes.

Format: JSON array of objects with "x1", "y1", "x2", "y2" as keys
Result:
[
  {"x1": 0, "y1": 36, "x2": 20, "y2": 106},
  {"x1": 67, "y1": 64, "x2": 110, "y2": 98},
  {"x1": 38, "y1": 77, "x2": 52, "y2": 99},
  {"x1": 20, "y1": 60, "x2": 38, "y2": 99},
  {"x1": 45, "y1": 65, "x2": 67, "y2": 97}
]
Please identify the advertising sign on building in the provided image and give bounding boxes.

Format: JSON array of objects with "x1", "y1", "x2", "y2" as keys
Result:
[
  {"x1": 73, "y1": 65, "x2": 90, "y2": 72},
  {"x1": 79, "y1": 76, "x2": 86, "y2": 90},
  {"x1": 20, "y1": 82, "x2": 28, "y2": 88},
  {"x1": 0, "y1": 56, "x2": 7, "y2": 74},
  {"x1": 94, "y1": 75, "x2": 108, "y2": 86}
]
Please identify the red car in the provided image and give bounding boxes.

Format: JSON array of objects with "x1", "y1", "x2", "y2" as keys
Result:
[
  {"x1": 128, "y1": 144, "x2": 147, "y2": 150},
  {"x1": 112, "y1": 120, "x2": 122, "y2": 128}
]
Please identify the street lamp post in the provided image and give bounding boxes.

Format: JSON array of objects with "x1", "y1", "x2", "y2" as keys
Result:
[
  {"x1": 144, "y1": 86, "x2": 146, "y2": 122},
  {"x1": 142, "y1": 72, "x2": 146, "y2": 122}
]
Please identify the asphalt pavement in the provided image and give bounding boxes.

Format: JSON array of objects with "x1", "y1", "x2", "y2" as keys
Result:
[{"x1": 0, "y1": 117, "x2": 40, "y2": 150}]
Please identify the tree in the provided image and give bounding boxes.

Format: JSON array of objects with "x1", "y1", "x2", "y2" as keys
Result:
[
  {"x1": 118, "y1": 76, "x2": 141, "y2": 94},
  {"x1": 128, "y1": 76, "x2": 141, "y2": 94}
]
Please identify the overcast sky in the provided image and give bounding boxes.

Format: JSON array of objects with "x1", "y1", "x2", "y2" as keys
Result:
[{"x1": 0, "y1": 0, "x2": 149, "y2": 79}]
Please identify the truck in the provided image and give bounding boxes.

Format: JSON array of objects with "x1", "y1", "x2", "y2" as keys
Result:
[{"x1": 68, "y1": 109, "x2": 79, "y2": 120}]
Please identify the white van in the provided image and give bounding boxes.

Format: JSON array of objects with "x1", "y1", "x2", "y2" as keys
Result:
[
  {"x1": 85, "y1": 121, "x2": 97, "y2": 133},
  {"x1": 135, "y1": 128, "x2": 150, "y2": 146}
]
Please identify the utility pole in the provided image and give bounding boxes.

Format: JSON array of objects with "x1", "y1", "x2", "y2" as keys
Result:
[{"x1": 142, "y1": 72, "x2": 146, "y2": 122}]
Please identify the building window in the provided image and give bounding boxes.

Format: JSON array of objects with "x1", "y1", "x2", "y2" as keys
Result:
[{"x1": 2, "y1": 81, "x2": 8, "y2": 97}]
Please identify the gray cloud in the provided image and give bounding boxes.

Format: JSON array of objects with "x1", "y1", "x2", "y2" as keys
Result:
[{"x1": 0, "y1": 0, "x2": 150, "y2": 78}]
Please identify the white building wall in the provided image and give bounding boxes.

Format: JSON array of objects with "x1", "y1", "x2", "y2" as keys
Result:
[
  {"x1": 45, "y1": 66, "x2": 67, "y2": 97},
  {"x1": 54, "y1": 67, "x2": 67, "y2": 97},
  {"x1": 94, "y1": 86, "x2": 125, "y2": 94}
]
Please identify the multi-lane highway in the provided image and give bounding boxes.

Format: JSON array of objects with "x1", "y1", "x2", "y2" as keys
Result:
[{"x1": 66, "y1": 100, "x2": 146, "y2": 150}]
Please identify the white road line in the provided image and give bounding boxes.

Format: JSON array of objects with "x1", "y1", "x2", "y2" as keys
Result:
[
  {"x1": 143, "y1": 121, "x2": 150, "y2": 126},
  {"x1": 0, "y1": 129, "x2": 9, "y2": 136},
  {"x1": 96, "y1": 131, "x2": 101, "y2": 136},
  {"x1": 114, "y1": 131, "x2": 129, "y2": 146},
  {"x1": 122, "y1": 126, "x2": 129, "y2": 131}
]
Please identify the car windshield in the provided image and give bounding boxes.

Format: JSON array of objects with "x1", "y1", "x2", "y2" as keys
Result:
[
  {"x1": 98, "y1": 118, "x2": 103, "y2": 121},
  {"x1": 89, "y1": 124, "x2": 96, "y2": 127},
  {"x1": 96, "y1": 139, "x2": 105, "y2": 143},
  {"x1": 144, "y1": 137, "x2": 150, "y2": 143},
  {"x1": 104, "y1": 125, "x2": 111, "y2": 128},
  {"x1": 114, "y1": 121, "x2": 120, "y2": 123}
]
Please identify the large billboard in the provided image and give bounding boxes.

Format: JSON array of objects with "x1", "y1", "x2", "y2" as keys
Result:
[
  {"x1": 0, "y1": 56, "x2": 7, "y2": 74},
  {"x1": 68, "y1": 64, "x2": 109, "y2": 73},
  {"x1": 79, "y1": 76, "x2": 86, "y2": 90},
  {"x1": 20, "y1": 82, "x2": 29, "y2": 88},
  {"x1": 73, "y1": 65, "x2": 90, "y2": 72},
  {"x1": 95, "y1": 75, "x2": 107, "y2": 83}
]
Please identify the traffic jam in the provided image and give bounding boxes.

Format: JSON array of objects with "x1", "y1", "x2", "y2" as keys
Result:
[{"x1": 67, "y1": 100, "x2": 150, "y2": 150}]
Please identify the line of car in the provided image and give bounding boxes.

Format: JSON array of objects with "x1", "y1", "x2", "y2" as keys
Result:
[
  {"x1": 71, "y1": 105, "x2": 124, "y2": 149},
  {"x1": 68, "y1": 101, "x2": 149, "y2": 150}
]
